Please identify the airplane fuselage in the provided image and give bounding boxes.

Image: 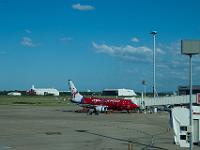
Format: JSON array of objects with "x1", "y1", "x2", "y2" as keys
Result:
[
  {"x1": 82, "y1": 97, "x2": 138, "y2": 111},
  {"x1": 68, "y1": 80, "x2": 138, "y2": 113}
]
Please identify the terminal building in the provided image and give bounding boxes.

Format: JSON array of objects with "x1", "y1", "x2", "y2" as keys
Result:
[
  {"x1": 178, "y1": 85, "x2": 200, "y2": 95},
  {"x1": 102, "y1": 88, "x2": 136, "y2": 97},
  {"x1": 27, "y1": 85, "x2": 59, "y2": 96}
]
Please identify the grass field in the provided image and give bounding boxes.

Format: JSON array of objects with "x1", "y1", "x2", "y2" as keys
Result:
[
  {"x1": 0, "y1": 96, "x2": 72, "y2": 106},
  {"x1": 0, "y1": 95, "x2": 133, "y2": 106}
]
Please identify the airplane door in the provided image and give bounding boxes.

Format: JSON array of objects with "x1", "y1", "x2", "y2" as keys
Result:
[{"x1": 193, "y1": 119, "x2": 199, "y2": 143}]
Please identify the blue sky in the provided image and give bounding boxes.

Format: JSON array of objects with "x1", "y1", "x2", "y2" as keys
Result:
[{"x1": 0, "y1": 0, "x2": 200, "y2": 92}]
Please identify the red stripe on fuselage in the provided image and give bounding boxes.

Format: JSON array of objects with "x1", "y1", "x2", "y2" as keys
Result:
[{"x1": 72, "y1": 91, "x2": 78, "y2": 98}]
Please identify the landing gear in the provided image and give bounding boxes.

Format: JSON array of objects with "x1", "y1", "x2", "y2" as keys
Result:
[
  {"x1": 87, "y1": 108, "x2": 99, "y2": 115},
  {"x1": 87, "y1": 109, "x2": 94, "y2": 115},
  {"x1": 127, "y1": 110, "x2": 131, "y2": 113}
]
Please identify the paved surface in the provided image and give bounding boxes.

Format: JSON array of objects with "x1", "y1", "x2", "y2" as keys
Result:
[{"x1": 0, "y1": 105, "x2": 199, "y2": 150}]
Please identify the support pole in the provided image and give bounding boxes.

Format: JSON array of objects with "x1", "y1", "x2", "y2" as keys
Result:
[
  {"x1": 150, "y1": 31, "x2": 157, "y2": 98},
  {"x1": 189, "y1": 54, "x2": 193, "y2": 150},
  {"x1": 153, "y1": 34, "x2": 156, "y2": 98}
]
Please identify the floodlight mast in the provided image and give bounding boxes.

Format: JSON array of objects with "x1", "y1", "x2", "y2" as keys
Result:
[
  {"x1": 150, "y1": 31, "x2": 157, "y2": 98},
  {"x1": 189, "y1": 54, "x2": 193, "y2": 150},
  {"x1": 181, "y1": 40, "x2": 200, "y2": 150}
]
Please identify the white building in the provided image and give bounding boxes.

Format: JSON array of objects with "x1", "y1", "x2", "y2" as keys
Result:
[
  {"x1": 103, "y1": 88, "x2": 136, "y2": 97},
  {"x1": 7, "y1": 92, "x2": 21, "y2": 96},
  {"x1": 27, "y1": 85, "x2": 59, "y2": 96}
]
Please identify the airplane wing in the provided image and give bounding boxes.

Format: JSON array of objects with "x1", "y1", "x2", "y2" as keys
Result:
[
  {"x1": 78, "y1": 103, "x2": 95, "y2": 108},
  {"x1": 78, "y1": 103, "x2": 108, "y2": 112}
]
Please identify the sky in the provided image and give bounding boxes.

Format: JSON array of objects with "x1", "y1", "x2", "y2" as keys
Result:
[{"x1": 0, "y1": 0, "x2": 200, "y2": 92}]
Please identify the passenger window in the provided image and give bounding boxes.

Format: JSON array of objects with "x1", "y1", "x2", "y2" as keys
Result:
[
  {"x1": 180, "y1": 135, "x2": 186, "y2": 140},
  {"x1": 180, "y1": 126, "x2": 187, "y2": 131}
]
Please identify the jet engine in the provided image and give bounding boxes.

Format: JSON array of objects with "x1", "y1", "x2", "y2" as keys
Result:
[{"x1": 95, "y1": 106, "x2": 108, "y2": 112}]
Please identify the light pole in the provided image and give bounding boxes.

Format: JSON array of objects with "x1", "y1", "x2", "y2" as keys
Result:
[
  {"x1": 189, "y1": 54, "x2": 193, "y2": 150},
  {"x1": 181, "y1": 40, "x2": 200, "y2": 150},
  {"x1": 150, "y1": 31, "x2": 157, "y2": 98},
  {"x1": 142, "y1": 80, "x2": 146, "y2": 97}
]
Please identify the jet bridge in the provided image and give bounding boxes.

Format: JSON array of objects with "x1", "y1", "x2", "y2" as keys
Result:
[
  {"x1": 171, "y1": 106, "x2": 200, "y2": 147},
  {"x1": 133, "y1": 94, "x2": 199, "y2": 108}
]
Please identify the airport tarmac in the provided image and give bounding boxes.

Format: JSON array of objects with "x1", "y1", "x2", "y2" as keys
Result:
[{"x1": 0, "y1": 105, "x2": 199, "y2": 150}]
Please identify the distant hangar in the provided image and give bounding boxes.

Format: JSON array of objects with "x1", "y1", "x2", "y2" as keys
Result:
[
  {"x1": 27, "y1": 85, "x2": 59, "y2": 96},
  {"x1": 102, "y1": 88, "x2": 136, "y2": 97},
  {"x1": 7, "y1": 92, "x2": 22, "y2": 96},
  {"x1": 178, "y1": 85, "x2": 200, "y2": 95}
]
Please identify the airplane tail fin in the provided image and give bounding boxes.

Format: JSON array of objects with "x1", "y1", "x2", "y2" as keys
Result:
[{"x1": 68, "y1": 80, "x2": 83, "y2": 103}]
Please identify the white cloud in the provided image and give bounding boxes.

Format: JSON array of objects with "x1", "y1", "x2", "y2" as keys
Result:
[
  {"x1": 21, "y1": 37, "x2": 35, "y2": 47},
  {"x1": 156, "y1": 48, "x2": 166, "y2": 55},
  {"x1": 72, "y1": 3, "x2": 95, "y2": 11},
  {"x1": 25, "y1": 29, "x2": 32, "y2": 34},
  {"x1": 157, "y1": 64, "x2": 170, "y2": 69},
  {"x1": 193, "y1": 55, "x2": 200, "y2": 63},
  {"x1": 0, "y1": 51, "x2": 6, "y2": 55},
  {"x1": 195, "y1": 66, "x2": 200, "y2": 71},
  {"x1": 92, "y1": 42, "x2": 152, "y2": 62},
  {"x1": 92, "y1": 42, "x2": 114, "y2": 55},
  {"x1": 60, "y1": 37, "x2": 72, "y2": 41},
  {"x1": 92, "y1": 40, "x2": 200, "y2": 90},
  {"x1": 131, "y1": 37, "x2": 139, "y2": 43}
]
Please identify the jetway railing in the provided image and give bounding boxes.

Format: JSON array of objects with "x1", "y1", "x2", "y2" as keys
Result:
[{"x1": 135, "y1": 95, "x2": 198, "y2": 107}]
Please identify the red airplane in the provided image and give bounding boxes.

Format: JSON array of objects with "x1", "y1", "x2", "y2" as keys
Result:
[{"x1": 68, "y1": 80, "x2": 138, "y2": 114}]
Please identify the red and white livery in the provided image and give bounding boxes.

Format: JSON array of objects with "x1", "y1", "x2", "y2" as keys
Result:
[{"x1": 68, "y1": 80, "x2": 138, "y2": 113}]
